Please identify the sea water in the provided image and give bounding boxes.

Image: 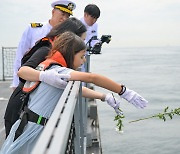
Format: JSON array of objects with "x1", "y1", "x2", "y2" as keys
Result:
[{"x1": 90, "y1": 46, "x2": 180, "y2": 154}]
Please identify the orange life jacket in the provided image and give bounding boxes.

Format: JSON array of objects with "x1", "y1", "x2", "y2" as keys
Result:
[
  {"x1": 21, "y1": 37, "x2": 54, "y2": 65},
  {"x1": 23, "y1": 51, "x2": 67, "y2": 93}
]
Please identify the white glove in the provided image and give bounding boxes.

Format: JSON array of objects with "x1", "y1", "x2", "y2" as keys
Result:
[
  {"x1": 120, "y1": 88, "x2": 148, "y2": 109},
  {"x1": 105, "y1": 93, "x2": 123, "y2": 115},
  {"x1": 39, "y1": 69, "x2": 70, "y2": 89}
]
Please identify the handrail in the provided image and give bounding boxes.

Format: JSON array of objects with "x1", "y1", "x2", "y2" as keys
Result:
[{"x1": 31, "y1": 81, "x2": 84, "y2": 154}]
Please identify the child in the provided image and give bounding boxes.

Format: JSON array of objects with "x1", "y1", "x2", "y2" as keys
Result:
[{"x1": 0, "y1": 32, "x2": 148, "y2": 154}]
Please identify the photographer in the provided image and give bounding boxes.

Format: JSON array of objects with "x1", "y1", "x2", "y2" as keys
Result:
[{"x1": 80, "y1": 4, "x2": 101, "y2": 49}]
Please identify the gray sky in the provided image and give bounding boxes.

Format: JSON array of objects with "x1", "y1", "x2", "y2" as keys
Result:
[{"x1": 0, "y1": 0, "x2": 180, "y2": 48}]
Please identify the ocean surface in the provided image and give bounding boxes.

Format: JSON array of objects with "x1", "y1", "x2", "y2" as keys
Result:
[{"x1": 90, "y1": 46, "x2": 180, "y2": 154}]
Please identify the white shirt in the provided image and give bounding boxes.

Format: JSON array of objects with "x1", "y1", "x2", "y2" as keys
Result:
[
  {"x1": 12, "y1": 21, "x2": 52, "y2": 87},
  {"x1": 80, "y1": 17, "x2": 99, "y2": 47}
]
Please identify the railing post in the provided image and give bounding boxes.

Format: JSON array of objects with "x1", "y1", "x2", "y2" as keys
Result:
[
  {"x1": 74, "y1": 102, "x2": 81, "y2": 154},
  {"x1": 79, "y1": 83, "x2": 85, "y2": 153},
  {"x1": 2, "y1": 47, "x2": 5, "y2": 81},
  {"x1": 74, "y1": 83, "x2": 85, "y2": 154}
]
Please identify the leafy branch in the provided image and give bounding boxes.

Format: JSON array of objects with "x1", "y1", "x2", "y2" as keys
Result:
[
  {"x1": 114, "y1": 107, "x2": 180, "y2": 133},
  {"x1": 114, "y1": 108, "x2": 125, "y2": 132},
  {"x1": 129, "y1": 106, "x2": 180, "y2": 123}
]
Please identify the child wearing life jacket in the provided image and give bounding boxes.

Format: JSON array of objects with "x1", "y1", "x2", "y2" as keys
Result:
[{"x1": 1, "y1": 31, "x2": 148, "y2": 154}]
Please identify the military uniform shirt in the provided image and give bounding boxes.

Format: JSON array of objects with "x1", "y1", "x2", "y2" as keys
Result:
[
  {"x1": 80, "y1": 17, "x2": 99, "y2": 47},
  {"x1": 12, "y1": 21, "x2": 52, "y2": 88}
]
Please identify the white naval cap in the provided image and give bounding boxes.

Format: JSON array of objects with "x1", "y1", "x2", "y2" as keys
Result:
[{"x1": 51, "y1": 0, "x2": 76, "y2": 15}]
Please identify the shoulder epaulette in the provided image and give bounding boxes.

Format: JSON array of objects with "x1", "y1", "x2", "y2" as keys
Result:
[{"x1": 31, "y1": 23, "x2": 43, "y2": 28}]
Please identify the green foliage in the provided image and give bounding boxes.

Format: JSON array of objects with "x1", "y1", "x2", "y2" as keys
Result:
[
  {"x1": 114, "y1": 108, "x2": 125, "y2": 132},
  {"x1": 114, "y1": 107, "x2": 180, "y2": 132},
  {"x1": 129, "y1": 106, "x2": 180, "y2": 123}
]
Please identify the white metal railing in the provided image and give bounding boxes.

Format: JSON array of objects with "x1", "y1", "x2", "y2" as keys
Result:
[
  {"x1": 31, "y1": 81, "x2": 86, "y2": 154},
  {"x1": 1, "y1": 47, "x2": 16, "y2": 80}
]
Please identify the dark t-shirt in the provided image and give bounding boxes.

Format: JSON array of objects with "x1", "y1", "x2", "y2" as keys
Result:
[{"x1": 22, "y1": 46, "x2": 50, "y2": 68}]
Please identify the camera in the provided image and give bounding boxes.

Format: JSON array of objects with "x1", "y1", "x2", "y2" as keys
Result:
[
  {"x1": 100, "y1": 35, "x2": 111, "y2": 44},
  {"x1": 86, "y1": 35, "x2": 111, "y2": 54}
]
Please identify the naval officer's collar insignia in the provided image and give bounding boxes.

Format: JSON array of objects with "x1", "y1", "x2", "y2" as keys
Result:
[{"x1": 31, "y1": 23, "x2": 43, "y2": 28}]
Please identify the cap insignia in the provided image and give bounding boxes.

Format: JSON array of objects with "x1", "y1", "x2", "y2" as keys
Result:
[{"x1": 67, "y1": 3, "x2": 74, "y2": 11}]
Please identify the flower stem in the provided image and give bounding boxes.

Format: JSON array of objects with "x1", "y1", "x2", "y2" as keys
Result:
[
  {"x1": 129, "y1": 115, "x2": 157, "y2": 123},
  {"x1": 129, "y1": 107, "x2": 180, "y2": 123}
]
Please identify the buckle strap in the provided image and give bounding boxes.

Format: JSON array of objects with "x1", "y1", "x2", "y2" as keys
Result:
[
  {"x1": 13, "y1": 107, "x2": 48, "y2": 141},
  {"x1": 37, "y1": 116, "x2": 42, "y2": 124},
  {"x1": 24, "y1": 106, "x2": 48, "y2": 126},
  {"x1": 14, "y1": 112, "x2": 28, "y2": 141}
]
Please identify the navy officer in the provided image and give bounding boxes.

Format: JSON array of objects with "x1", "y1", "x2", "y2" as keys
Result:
[{"x1": 12, "y1": 0, "x2": 76, "y2": 89}]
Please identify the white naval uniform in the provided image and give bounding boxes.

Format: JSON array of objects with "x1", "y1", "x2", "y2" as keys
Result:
[
  {"x1": 80, "y1": 17, "x2": 100, "y2": 72},
  {"x1": 80, "y1": 17, "x2": 99, "y2": 47},
  {"x1": 12, "y1": 22, "x2": 52, "y2": 88}
]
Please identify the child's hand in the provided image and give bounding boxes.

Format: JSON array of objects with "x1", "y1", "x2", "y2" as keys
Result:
[
  {"x1": 120, "y1": 88, "x2": 148, "y2": 109},
  {"x1": 39, "y1": 69, "x2": 70, "y2": 89},
  {"x1": 105, "y1": 93, "x2": 123, "y2": 115}
]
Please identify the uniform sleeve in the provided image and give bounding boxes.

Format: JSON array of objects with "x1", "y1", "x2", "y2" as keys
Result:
[
  {"x1": 12, "y1": 25, "x2": 32, "y2": 88},
  {"x1": 22, "y1": 46, "x2": 50, "y2": 68}
]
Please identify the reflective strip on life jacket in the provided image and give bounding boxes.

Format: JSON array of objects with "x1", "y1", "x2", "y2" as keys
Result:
[
  {"x1": 22, "y1": 60, "x2": 59, "y2": 93},
  {"x1": 22, "y1": 51, "x2": 67, "y2": 93}
]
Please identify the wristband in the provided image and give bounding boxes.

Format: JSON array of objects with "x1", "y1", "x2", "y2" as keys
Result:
[{"x1": 118, "y1": 85, "x2": 126, "y2": 96}]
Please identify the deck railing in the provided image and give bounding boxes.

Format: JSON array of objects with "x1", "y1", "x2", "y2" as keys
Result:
[{"x1": 31, "y1": 81, "x2": 86, "y2": 154}]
